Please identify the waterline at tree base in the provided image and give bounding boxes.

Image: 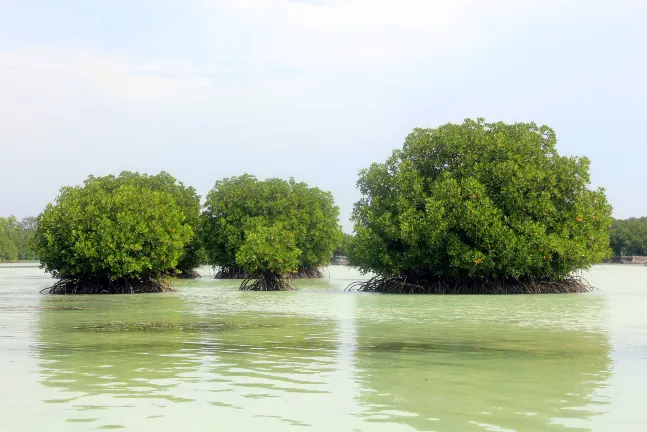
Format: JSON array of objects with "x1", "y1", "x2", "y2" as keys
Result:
[
  {"x1": 214, "y1": 266, "x2": 327, "y2": 280},
  {"x1": 213, "y1": 266, "x2": 250, "y2": 279},
  {"x1": 43, "y1": 277, "x2": 176, "y2": 295},
  {"x1": 345, "y1": 275, "x2": 594, "y2": 294},
  {"x1": 240, "y1": 272, "x2": 295, "y2": 291}
]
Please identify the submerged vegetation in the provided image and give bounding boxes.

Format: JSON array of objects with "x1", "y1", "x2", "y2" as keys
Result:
[
  {"x1": 201, "y1": 174, "x2": 342, "y2": 290},
  {"x1": 31, "y1": 173, "x2": 195, "y2": 294},
  {"x1": 349, "y1": 119, "x2": 613, "y2": 294}
]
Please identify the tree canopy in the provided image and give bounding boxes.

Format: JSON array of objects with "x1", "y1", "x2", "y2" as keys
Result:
[
  {"x1": 201, "y1": 174, "x2": 342, "y2": 289},
  {"x1": 82, "y1": 171, "x2": 203, "y2": 276},
  {"x1": 0, "y1": 216, "x2": 38, "y2": 261},
  {"x1": 609, "y1": 217, "x2": 647, "y2": 256},
  {"x1": 31, "y1": 173, "x2": 194, "y2": 294},
  {"x1": 349, "y1": 119, "x2": 613, "y2": 293}
]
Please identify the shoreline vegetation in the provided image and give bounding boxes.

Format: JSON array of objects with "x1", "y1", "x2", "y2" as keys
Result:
[{"x1": 14, "y1": 119, "x2": 644, "y2": 295}]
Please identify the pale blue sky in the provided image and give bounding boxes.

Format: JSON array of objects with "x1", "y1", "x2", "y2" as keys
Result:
[{"x1": 1, "y1": 0, "x2": 645, "y2": 231}]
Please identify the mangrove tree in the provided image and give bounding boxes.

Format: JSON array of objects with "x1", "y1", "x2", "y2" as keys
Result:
[
  {"x1": 32, "y1": 173, "x2": 194, "y2": 294},
  {"x1": 348, "y1": 118, "x2": 613, "y2": 294},
  {"x1": 201, "y1": 174, "x2": 342, "y2": 290}
]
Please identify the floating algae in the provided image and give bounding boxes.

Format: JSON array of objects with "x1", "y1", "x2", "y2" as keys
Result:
[{"x1": 72, "y1": 321, "x2": 274, "y2": 333}]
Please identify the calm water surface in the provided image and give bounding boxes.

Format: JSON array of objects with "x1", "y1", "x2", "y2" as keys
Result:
[{"x1": 0, "y1": 265, "x2": 645, "y2": 431}]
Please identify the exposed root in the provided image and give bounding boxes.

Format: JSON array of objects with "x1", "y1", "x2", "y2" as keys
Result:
[
  {"x1": 240, "y1": 272, "x2": 295, "y2": 291},
  {"x1": 42, "y1": 277, "x2": 176, "y2": 295},
  {"x1": 291, "y1": 266, "x2": 329, "y2": 279},
  {"x1": 346, "y1": 274, "x2": 594, "y2": 294},
  {"x1": 214, "y1": 266, "x2": 250, "y2": 279}
]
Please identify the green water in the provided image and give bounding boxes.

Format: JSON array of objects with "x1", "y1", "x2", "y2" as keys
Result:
[{"x1": 0, "y1": 265, "x2": 645, "y2": 431}]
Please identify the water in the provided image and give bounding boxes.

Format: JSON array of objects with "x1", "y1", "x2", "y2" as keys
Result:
[{"x1": 0, "y1": 265, "x2": 645, "y2": 431}]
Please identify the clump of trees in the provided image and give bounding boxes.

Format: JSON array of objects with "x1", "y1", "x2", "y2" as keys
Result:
[
  {"x1": 333, "y1": 233, "x2": 355, "y2": 257},
  {"x1": 201, "y1": 174, "x2": 342, "y2": 290},
  {"x1": 348, "y1": 119, "x2": 613, "y2": 294},
  {"x1": 609, "y1": 217, "x2": 647, "y2": 256},
  {"x1": 0, "y1": 216, "x2": 38, "y2": 261},
  {"x1": 31, "y1": 172, "x2": 197, "y2": 294}
]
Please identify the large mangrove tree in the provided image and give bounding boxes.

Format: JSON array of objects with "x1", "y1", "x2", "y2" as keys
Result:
[
  {"x1": 32, "y1": 172, "x2": 195, "y2": 294},
  {"x1": 348, "y1": 119, "x2": 613, "y2": 294},
  {"x1": 201, "y1": 174, "x2": 342, "y2": 290}
]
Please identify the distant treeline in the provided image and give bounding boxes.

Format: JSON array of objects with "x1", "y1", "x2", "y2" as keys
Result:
[
  {"x1": 333, "y1": 233, "x2": 354, "y2": 257},
  {"x1": 0, "y1": 216, "x2": 38, "y2": 261},
  {"x1": 609, "y1": 217, "x2": 647, "y2": 256}
]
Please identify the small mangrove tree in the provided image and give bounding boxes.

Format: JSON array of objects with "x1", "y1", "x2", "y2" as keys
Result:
[
  {"x1": 201, "y1": 174, "x2": 342, "y2": 290},
  {"x1": 32, "y1": 173, "x2": 194, "y2": 294},
  {"x1": 348, "y1": 118, "x2": 613, "y2": 294}
]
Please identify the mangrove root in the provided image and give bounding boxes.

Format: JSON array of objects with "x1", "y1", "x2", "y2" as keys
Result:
[
  {"x1": 214, "y1": 266, "x2": 250, "y2": 279},
  {"x1": 240, "y1": 272, "x2": 295, "y2": 291},
  {"x1": 346, "y1": 274, "x2": 595, "y2": 294},
  {"x1": 42, "y1": 277, "x2": 176, "y2": 295}
]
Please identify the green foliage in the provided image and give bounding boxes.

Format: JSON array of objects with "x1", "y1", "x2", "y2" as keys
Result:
[
  {"x1": 334, "y1": 233, "x2": 355, "y2": 256},
  {"x1": 201, "y1": 174, "x2": 342, "y2": 275},
  {"x1": 82, "y1": 171, "x2": 202, "y2": 274},
  {"x1": 351, "y1": 118, "x2": 613, "y2": 282},
  {"x1": 609, "y1": 217, "x2": 647, "y2": 256},
  {"x1": 0, "y1": 215, "x2": 38, "y2": 260},
  {"x1": 31, "y1": 174, "x2": 193, "y2": 281},
  {"x1": 235, "y1": 219, "x2": 301, "y2": 275},
  {"x1": 0, "y1": 234, "x2": 18, "y2": 260}
]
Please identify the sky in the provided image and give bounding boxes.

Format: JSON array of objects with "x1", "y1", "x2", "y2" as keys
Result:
[{"x1": 0, "y1": 0, "x2": 645, "y2": 232}]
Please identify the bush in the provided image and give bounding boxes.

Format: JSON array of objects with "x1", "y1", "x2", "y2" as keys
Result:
[
  {"x1": 32, "y1": 174, "x2": 194, "y2": 294},
  {"x1": 349, "y1": 119, "x2": 613, "y2": 294}
]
